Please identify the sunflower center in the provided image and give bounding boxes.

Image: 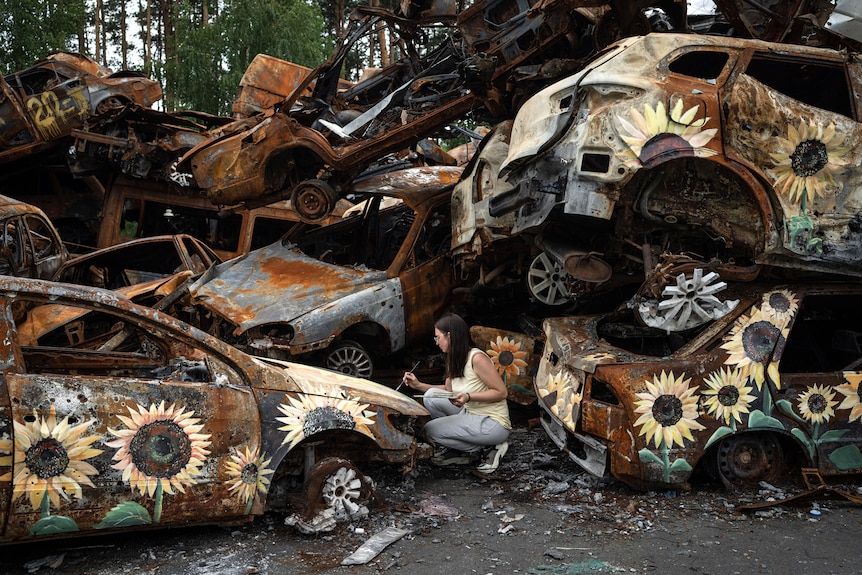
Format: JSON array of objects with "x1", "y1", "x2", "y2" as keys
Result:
[
  {"x1": 639, "y1": 133, "x2": 695, "y2": 167},
  {"x1": 652, "y1": 394, "x2": 683, "y2": 427},
  {"x1": 717, "y1": 385, "x2": 740, "y2": 407},
  {"x1": 130, "y1": 420, "x2": 192, "y2": 478},
  {"x1": 498, "y1": 350, "x2": 515, "y2": 367},
  {"x1": 303, "y1": 406, "x2": 356, "y2": 437},
  {"x1": 742, "y1": 320, "x2": 782, "y2": 363},
  {"x1": 240, "y1": 463, "x2": 258, "y2": 485},
  {"x1": 808, "y1": 393, "x2": 827, "y2": 414},
  {"x1": 25, "y1": 438, "x2": 70, "y2": 479},
  {"x1": 790, "y1": 139, "x2": 828, "y2": 177},
  {"x1": 768, "y1": 293, "x2": 791, "y2": 314},
  {"x1": 856, "y1": 385, "x2": 862, "y2": 403}
]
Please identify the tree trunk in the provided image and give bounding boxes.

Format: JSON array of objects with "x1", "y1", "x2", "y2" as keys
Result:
[
  {"x1": 120, "y1": 0, "x2": 128, "y2": 69},
  {"x1": 94, "y1": 0, "x2": 103, "y2": 63}
]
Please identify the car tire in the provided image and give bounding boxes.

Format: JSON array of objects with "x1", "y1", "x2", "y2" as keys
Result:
[
  {"x1": 526, "y1": 252, "x2": 571, "y2": 307},
  {"x1": 704, "y1": 431, "x2": 787, "y2": 488},
  {"x1": 303, "y1": 457, "x2": 374, "y2": 522},
  {"x1": 325, "y1": 340, "x2": 374, "y2": 379}
]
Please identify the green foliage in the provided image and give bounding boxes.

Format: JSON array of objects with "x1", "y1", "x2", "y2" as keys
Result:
[
  {"x1": 166, "y1": 0, "x2": 328, "y2": 115},
  {"x1": 0, "y1": 0, "x2": 87, "y2": 74}
]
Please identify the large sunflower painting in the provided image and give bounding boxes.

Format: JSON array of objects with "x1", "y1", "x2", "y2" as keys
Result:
[
  {"x1": 0, "y1": 406, "x2": 102, "y2": 534},
  {"x1": 720, "y1": 306, "x2": 785, "y2": 395},
  {"x1": 106, "y1": 401, "x2": 212, "y2": 523},
  {"x1": 225, "y1": 445, "x2": 274, "y2": 515},
  {"x1": 633, "y1": 371, "x2": 705, "y2": 483},
  {"x1": 276, "y1": 390, "x2": 375, "y2": 450},
  {"x1": 701, "y1": 367, "x2": 756, "y2": 429},
  {"x1": 487, "y1": 336, "x2": 528, "y2": 380},
  {"x1": 617, "y1": 100, "x2": 718, "y2": 169},
  {"x1": 770, "y1": 121, "x2": 848, "y2": 208}
]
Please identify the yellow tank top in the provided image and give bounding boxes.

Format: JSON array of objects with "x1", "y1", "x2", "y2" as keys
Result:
[{"x1": 451, "y1": 348, "x2": 511, "y2": 430}]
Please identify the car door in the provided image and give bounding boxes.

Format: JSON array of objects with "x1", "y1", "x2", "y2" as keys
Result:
[
  {"x1": 0, "y1": 298, "x2": 16, "y2": 539},
  {"x1": 2, "y1": 291, "x2": 261, "y2": 541},
  {"x1": 723, "y1": 48, "x2": 862, "y2": 269},
  {"x1": 395, "y1": 199, "x2": 455, "y2": 347},
  {"x1": 774, "y1": 289, "x2": 862, "y2": 477}
]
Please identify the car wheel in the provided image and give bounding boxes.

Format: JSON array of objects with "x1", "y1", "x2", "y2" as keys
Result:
[
  {"x1": 705, "y1": 432, "x2": 787, "y2": 488},
  {"x1": 326, "y1": 340, "x2": 374, "y2": 379},
  {"x1": 527, "y1": 252, "x2": 570, "y2": 307},
  {"x1": 95, "y1": 96, "x2": 127, "y2": 115},
  {"x1": 291, "y1": 179, "x2": 337, "y2": 223},
  {"x1": 304, "y1": 457, "x2": 373, "y2": 522}
]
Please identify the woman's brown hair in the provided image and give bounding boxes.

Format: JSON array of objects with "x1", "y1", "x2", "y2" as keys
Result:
[{"x1": 435, "y1": 313, "x2": 472, "y2": 379}]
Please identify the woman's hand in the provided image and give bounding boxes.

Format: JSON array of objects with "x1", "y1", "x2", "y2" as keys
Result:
[
  {"x1": 403, "y1": 371, "x2": 420, "y2": 390},
  {"x1": 450, "y1": 392, "x2": 469, "y2": 408}
]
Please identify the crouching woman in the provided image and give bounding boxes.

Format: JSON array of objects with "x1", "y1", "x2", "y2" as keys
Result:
[{"x1": 403, "y1": 313, "x2": 511, "y2": 473}]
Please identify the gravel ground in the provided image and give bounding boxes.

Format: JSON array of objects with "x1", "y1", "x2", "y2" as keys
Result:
[{"x1": 3, "y1": 421, "x2": 861, "y2": 575}]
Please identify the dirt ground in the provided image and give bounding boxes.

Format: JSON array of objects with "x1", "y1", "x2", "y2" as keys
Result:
[{"x1": 3, "y1": 417, "x2": 861, "y2": 575}]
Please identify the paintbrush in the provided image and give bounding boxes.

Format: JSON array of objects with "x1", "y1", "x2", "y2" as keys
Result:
[{"x1": 396, "y1": 360, "x2": 421, "y2": 392}]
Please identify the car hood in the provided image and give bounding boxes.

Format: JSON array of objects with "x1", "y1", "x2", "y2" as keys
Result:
[
  {"x1": 188, "y1": 242, "x2": 387, "y2": 334},
  {"x1": 542, "y1": 314, "x2": 626, "y2": 374},
  {"x1": 257, "y1": 356, "x2": 428, "y2": 416}
]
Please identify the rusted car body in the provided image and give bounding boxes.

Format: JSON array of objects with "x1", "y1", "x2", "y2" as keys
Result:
[
  {"x1": 67, "y1": 105, "x2": 234, "y2": 188},
  {"x1": 183, "y1": 166, "x2": 462, "y2": 379},
  {"x1": 93, "y1": 175, "x2": 349, "y2": 261},
  {"x1": 16, "y1": 234, "x2": 222, "y2": 368},
  {"x1": 180, "y1": 0, "x2": 688, "y2": 218},
  {"x1": 711, "y1": 0, "x2": 862, "y2": 51},
  {"x1": 535, "y1": 281, "x2": 862, "y2": 490},
  {"x1": 453, "y1": 33, "x2": 862, "y2": 329},
  {"x1": 0, "y1": 277, "x2": 429, "y2": 543},
  {"x1": 0, "y1": 53, "x2": 162, "y2": 164},
  {"x1": 0, "y1": 195, "x2": 68, "y2": 279}
]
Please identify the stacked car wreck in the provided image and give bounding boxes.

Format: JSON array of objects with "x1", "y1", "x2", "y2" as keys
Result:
[
  {"x1": 2, "y1": 0, "x2": 862, "y2": 547},
  {"x1": 457, "y1": 33, "x2": 862, "y2": 489}
]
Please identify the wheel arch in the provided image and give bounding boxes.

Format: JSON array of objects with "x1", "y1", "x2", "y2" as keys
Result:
[{"x1": 623, "y1": 155, "x2": 781, "y2": 262}]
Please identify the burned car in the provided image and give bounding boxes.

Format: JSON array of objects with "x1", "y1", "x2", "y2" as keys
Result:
[
  {"x1": 0, "y1": 53, "x2": 162, "y2": 164},
  {"x1": 535, "y1": 281, "x2": 862, "y2": 490},
  {"x1": 453, "y1": 33, "x2": 862, "y2": 329},
  {"x1": 52, "y1": 233, "x2": 220, "y2": 289},
  {"x1": 0, "y1": 276, "x2": 429, "y2": 543},
  {"x1": 181, "y1": 0, "x2": 688, "y2": 219},
  {"x1": 16, "y1": 234, "x2": 221, "y2": 362},
  {"x1": 184, "y1": 166, "x2": 462, "y2": 379},
  {"x1": 0, "y1": 195, "x2": 68, "y2": 279}
]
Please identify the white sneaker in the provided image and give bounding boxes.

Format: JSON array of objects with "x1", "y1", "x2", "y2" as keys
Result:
[{"x1": 477, "y1": 442, "x2": 508, "y2": 474}]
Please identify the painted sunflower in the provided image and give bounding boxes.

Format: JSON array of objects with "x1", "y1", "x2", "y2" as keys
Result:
[
  {"x1": 721, "y1": 307, "x2": 785, "y2": 390},
  {"x1": 537, "y1": 370, "x2": 581, "y2": 423},
  {"x1": 4, "y1": 406, "x2": 102, "y2": 510},
  {"x1": 797, "y1": 384, "x2": 838, "y2": 425},
  {"x1": 701, "y1": 367, "x2": 756, "y2": 426},
  {"x1": 225, "y1": 445, "x2": 274, "y2": 509},
  {"x1": 770, "y1": 121, "x2": 848, "y2": 206},
  {"x1": 760, "y1": 289, "x2": 799, "y2": 327},
  {"x1": 617, "y1": 100, "x2": 718, "y2": 168},
  {"x1": 277, "y1": 390, "x2": 375, "y2": 450},
  {"x1": 106, "y1": 401, "x2": 211, "y2": 497},
  {"x1": 836, "y1": 373, "x2": 862, "y2": 423},
  {"x1": 634, "y1": 371, "x2": 705, "y2": 449},
  {"x1": 487, "y1": 336, "x2": 528, "y2": 379}
]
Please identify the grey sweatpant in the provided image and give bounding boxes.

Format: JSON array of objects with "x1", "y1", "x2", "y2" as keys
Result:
[{"x1": 422, "y1": 389, "x2": 510, "y2": 452}]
